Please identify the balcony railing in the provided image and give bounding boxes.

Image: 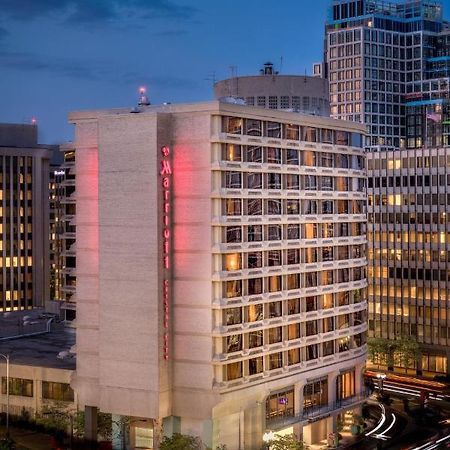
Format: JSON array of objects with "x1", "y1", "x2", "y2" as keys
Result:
[{"x1": 266, "y1": 390, "x2": 369, "y2": 430}]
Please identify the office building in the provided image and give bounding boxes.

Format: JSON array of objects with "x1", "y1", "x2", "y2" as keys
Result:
[
  {"x1": 325, "y1": 0, "x2": 445, "y2": 151},
  {"x1": 214, "y1": 63, "x2": 330, "y2": 116},
  {"x1": 69, "y1": 100, "x2": 367, "y2": 448},
  {"x1": 0, "y1": 124, "x2": 53, "y2": 311}
]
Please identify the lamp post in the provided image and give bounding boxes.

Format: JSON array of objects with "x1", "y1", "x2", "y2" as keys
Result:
[
  {"x1": 0, "y1": 354, "x2": 9, "y2": 437},
  {"x1": 262, "y1": 431, "x2": 274, "y2": 450},
  {"x1": 376, "y1": 373, "x2": 386, "y2": 397}
]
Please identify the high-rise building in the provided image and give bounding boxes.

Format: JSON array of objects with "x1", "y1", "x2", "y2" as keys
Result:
[
  {"x1": 325, "y1": 0, "x2": 450, "y2": 377},
  {"x1": 69, "y1": 100, "x2": 367, "y2": 449},
  {"x1": 325, "y1": 0, "x2": 446, "y2": 151},
  {"x1": 214, "y1": 63, "x2": 330, "y2": 116},
  {"x1": 0, "y1": 124, "x2": 54, "y2": 311}
]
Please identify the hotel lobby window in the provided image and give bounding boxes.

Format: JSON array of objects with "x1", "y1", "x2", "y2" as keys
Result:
[
  {"x1": 287, "y1": 224, "x2": 300, "y2": 240},
  {"x1": 223, "y1": 253, "x2": 241, "y2": 271},
  {"x1": 288, "y1": 298, "x2": 300, "y2": 315},
  {"x1": 288, "y1": 323, "x2": 301, "y2": 340},
  {"x1": 285, "y1": 174, "x2": 299, "y2": 190},
  {"x1": 249, "y1": 356, "x2": 264, "y2": 375},
  {"x1": 226, "y1": 226, "x2": 241, "y2": 243},
  {"x1": 285, "y1": 148, "x2": 299, "y2": 165},
  {"x1": 245, "y1": 119, "x2": 262, "y2": 136},
  {"x1": 337, "y1": 369, "x2": 355, "y2": 400},
  {"x1": 303, "y1": 378, "x2": 328, "y2": 411},
  {"x1": 303, "y1": 150, "x2": 316, "y2": 166},
  {"x1": 268, "y1": 225, "x2": 282, "y2": 240},
  {"x1": 323, "y1": 340, "x2": 335, "y2": 357},
  {"x1": 247, "y1": 172, "x2": 262, "y2": 189},
  {"x1": 247, "y1": 198, "x2": 262, "y2": 215},
  {"x1": 224, "y1": 171, "x2": 241, "y2": 189},
  {"x1": 225, "y1": 280, "x2": 241, "y2": 298},
  {"x1": 269, "y1": 353, "x2": 283, "y2": 370},
  {"x1": 247, "y1": 304, "x2": 263, "y2": 323},
  {"x1": 267, "y1": 147, "x2": 282, "y2": 163},
  {"x1": 269, "y1": 327, "x2": 282, "y2": 344},
  {"x1": 288, "y1": 348, "x2": 301, "y2": 365},
  {"x1": 226, "y1": 335, "x2": 242, "y2": 353},
  {"x1": 246, "y1": 146, "x2": 263, "y2": 163},
  {"x1": 268, "y1": 250, "x2": 281, "y2": 267},
  {"x1": 225, "y1": 307, "x2": 242, "y2": 326},
  {"x1": 224, "y1": 144, "x2": 242, "y2": 162},
  {"x1": 266, "y1": 388, "x2": 294, "y2": 422},
  {"x1": 247, "y1": 225, "x2": 263, "y2": 242},
  {"x1": 267, "y1": 173, "x2": 282, "y2": 190},
  {"x1": 248, "y1": 278, "x2": 263, "y2": 295},
  {"x1": 223, "y1": 116, "x2": 242, "y2": 134},
  {"x1": 224, "y1": 198, "x2": 241, "y2": 216},
  {"x1": 247, "y1": 252, "x2": 263, "y2": 269},
  {"x1": 226, "y1": 361, "x2": 242, "y2": 381}
]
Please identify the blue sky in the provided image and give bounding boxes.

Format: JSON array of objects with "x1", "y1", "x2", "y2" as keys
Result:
[{"x1": 0, "y1": 0, "x2": 449, "y2": 143}]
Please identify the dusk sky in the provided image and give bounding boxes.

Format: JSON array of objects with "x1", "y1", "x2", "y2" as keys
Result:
[{"x1": 1, "y1": 0, "x2": 450, "y2": 144}]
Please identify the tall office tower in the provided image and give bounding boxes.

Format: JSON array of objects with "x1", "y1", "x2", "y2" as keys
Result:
[
  {"x1": 58, "y1": 143, "x2": 77, "y2": 322},
  {"x1": 214, "y1": 62, "x2": 331, "y2": 116},
  {"x1": 325, "y1": 0, "x2": 445, "y2": 152},
  {"x1": 0, "y1": 124, "x2": 53, "y2": 311},
  {"x1": 367, "y1": 148, "x2": 450, "y2": 376},
  {"x1": 70, "y1": 100, "x2": 367, "y2": 449}
]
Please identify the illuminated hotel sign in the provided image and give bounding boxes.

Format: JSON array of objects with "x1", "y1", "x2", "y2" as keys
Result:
[{"x1": 160, "y1": 146, "x2": 172, "y2": 360}]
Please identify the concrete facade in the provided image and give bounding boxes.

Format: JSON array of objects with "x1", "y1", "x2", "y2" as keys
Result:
[{"x1": 70, "y1": 101, "x2": 367, "y2": 449}]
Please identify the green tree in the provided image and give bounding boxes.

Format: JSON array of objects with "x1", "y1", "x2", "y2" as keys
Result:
[
  {"x1": 396, "y1": 335, "x2": 420, "y2": 369},
  {"x1": 160, "y1": 433, "x2": 203, "y2": 450},
  {"x1": 270, "y1": 434, "x2": 309, "y2": 450},
  {"x1": 367, "y1": 337, "x2": 396, "y2": 367}
]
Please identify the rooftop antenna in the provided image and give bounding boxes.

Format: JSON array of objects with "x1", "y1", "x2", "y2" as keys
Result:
[
  {"x1": 138, "y1": 86, "x2": 150, "y2": 106},
  {"x1": 205, "y1": 71, "x2": 216, "y2": 87}
]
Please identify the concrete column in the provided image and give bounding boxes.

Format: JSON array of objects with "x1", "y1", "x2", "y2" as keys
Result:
[
  {"x1": 84, "y1": 406, "x2": 98, "y2": 448},
  {"x1": 328, "y1": 371, "x2": 339, "y2": 405},
  {"x1": 153, "y1": 419, "x2": 163, "y2": 450}
]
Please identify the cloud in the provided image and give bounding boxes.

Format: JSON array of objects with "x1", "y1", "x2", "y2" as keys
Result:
[
  {"x1": 0, "y1": 0, "x2": 197, "y2": 23},
  {"x1": 0, "y1": 50, "x2": 110, "y2": 81}
]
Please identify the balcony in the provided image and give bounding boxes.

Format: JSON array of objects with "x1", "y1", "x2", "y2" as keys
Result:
[{"x1": 266, "y1": 390, "x2": 369, "y2": 430}]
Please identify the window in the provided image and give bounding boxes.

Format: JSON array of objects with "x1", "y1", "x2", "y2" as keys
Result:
[
  {"x1": 268, "y1": 225, "x2": 282, "y2": 240},
  {"x1": 267, "y1": 173, "x2": 282, "y2": 190},
  {"x1": 224, "y1": 172, "x2": 241, "y2": 189},
  {"x1": 285, "y1": 124, "x2": 300, "y2": 141},
  {"x1": 249, "y1": 330, "x2": 263, "y2": 347},
  {"x1": 226, "y1": 335, "x2": 242, "y2": 353},
  {"x1": 267, "y1": 147, "x2": 281, "y2": 164},
  {"x1": 248, "y1": 252, "x2": 263, "y2": 269},
  {"x1": 268, "y1": 250, "x2": 281, "y2": 267},
  {"x1": 226, "y1": 226, "x2": 241, "y2": 243},
  {"x1": 223, "y1": 144, "x2": 242, "y2": 162},
  {"x1": 266, "y1": 122, "x2": 282, "y2": 138},
  {"x1": 223, "y1": 117, "x2": 242, "y2": 134},
  {"x1": 303, "y1": 151, "x2": 316, "y2": 166},
  {"x1": 246, "y1": 146, "x2": 262, "y2": 163},
  {"x1": 303, "y1": 378, "x2": 328, "y2": 411},
  {"x1": 248, "y1": 278, "x2": 263, "y2": 295},
  {"x1": 288, "y1": 348, "x2": 300, "y2": 365},
  {"x1": 247, "y1": 173, "x2": 262, "y2": 189},
  {"x1": 245, "y1": 119, "x2": 262, "y2": 136},
  {"x1": 286, "y1": 199, "x2": 300, "y2": 215},
  {"x1": 304, "y1": 127, "x2": 318, "y2": 142},
  {"x1": 247, "y1": 225, "x2": 262, "y2": 242},
  {"x1": 225, "y1": 280, "x2": 241, "y2": 298},
  {"x1": 42, "y1": 382, "x2": 74, "y2": 402},
  {"x1": 225, "y1": 308, "x2": 242, "y2": 325},
  {"x1": 266, "y1": 388, "x2": 294, "y2": 422},
  {"x1": 226, "y1": 362, "x2": 242, "y2": 380},
  {"x1": 285, "y1": 174, "x2": 299, "y2": 190},
  {"x1": 268, "y1": 327, "x2": 282, "y2": 343},
  {"x1": 224, "y1": 199, "x2": 241, "y2": 216},
  {"x1": 2, "y1": 377, "x2": 33, "y2": 397},
  {"x1": 247, "y1": 304, "x2": 263, "y2": 322},
  {"x1": 287, "y1": 224, "x2": 300, "y2": 240},
  {"x1": 287, "y1": 249, "x2": 299, "y2": 265},
  {"x1": 223, "y1": 253, "x2": 241, "y2": 271},
  {"x1": 247, "y1": 199, "x2": 262, "y2": 215},
  {"x1": 304, "y1": 176, "x2": 317, "y2": 190}
]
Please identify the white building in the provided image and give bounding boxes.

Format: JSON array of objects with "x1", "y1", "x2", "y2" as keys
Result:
[{"x1": 69, "y1": 100, "x2": 367, "y2": 449}]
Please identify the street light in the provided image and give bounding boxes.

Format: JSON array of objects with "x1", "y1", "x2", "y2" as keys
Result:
[
  {"x1": 0, "y1": 354, "x2": 9, "y2": 437},
  {"x1": 376, "y1": 373, "x2": 386, "y2": 396},
  {"x1": 262, "y1": 431, "x2": 274, "y2": 449}
]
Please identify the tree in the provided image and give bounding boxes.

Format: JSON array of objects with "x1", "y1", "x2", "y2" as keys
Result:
[
  {"x1": 396, "y1": 335, "x2": 420, "y2": 369},
  {"x1": 367, "y1": 337, "x2": 396, "y2": 368},
  {"x1": 160, "y1": 433, "x2": 203, "y2": 450},
  {"x1": 270, "y1": 434, "x2": 309, "y2": 450}
]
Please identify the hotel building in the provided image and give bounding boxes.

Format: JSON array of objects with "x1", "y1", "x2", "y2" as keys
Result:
[
  {"x1": 69, "y1": 100, "x2": 367, "y2": 449},
  {"x1": 0, "y1": 123, "x2": 53, "y2": 311}
]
